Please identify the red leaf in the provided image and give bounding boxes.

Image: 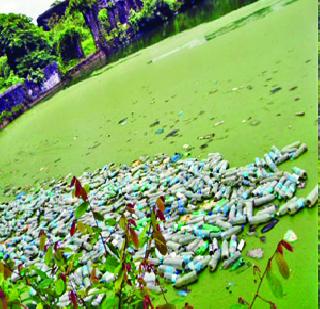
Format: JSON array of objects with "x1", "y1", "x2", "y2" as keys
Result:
[
  {"x1": 280, "y1": 240, "x2": 293, "y2": 252},
  {"x1": 128, "y1": 218, "x2": 137, "y2": 227},
  {"x1": 143, "y1": 295, "x2": 154, "y2": 309},
  {"x1": 90, "y1": 268, "x2": 99, "y2": 284},
  {"x1": 276, "y1": 243, "x2": 283, "y2": 255},
  {"x1": 69, "y1": 290, "x2": 78, "y2": 309},
  {"x1": 0, "y1": 289, "x2": 8, "y2": 309},
  {"x1": 54, "y1": 241, "x2": 60, "y2": 251},
  {"x1": 60, "y1": 273, "x2": 67, "y2": 283},
  {"x1": 127, "y1": 207, "x2": 135, "y2": 214},
  {"x1": 156, "y1": 209, "x2": 165, "y2": 222},
  {"x1": 184, "y1": 303, "x2": 194, "y2": 309},
  {"x1": 130, "y1": 228, "x2": 139, "y2": 249},
  {"x1": 72, "y1": 177, "x2": 88, "y2": 202},
  {"x1": 156, "y1": 197, "x2": 165, "y2": 213},
  {"x1": 70, "y1": 220, "x2": 76, "y2": 236},
  {"x1": 70, "y1": 176, "x2": 76, "y2": 187},
  {"x1": 125, "y1": 263, "x2": 131, "y2": 272},
  {"x1": 270, "y1": 302, "x2": 277, "y2": 309},
  {"x1": 153, "y1": 231, "x2": 168, "y2": 255}
]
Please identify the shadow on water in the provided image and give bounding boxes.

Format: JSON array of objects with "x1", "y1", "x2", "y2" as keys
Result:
[
  {"x1": 67, "y1": 0, "x2": 259, "y2": 83},
  {"x1": 107, "y1": 0, "x2": 258, "y2": 63},
  {"x1": 205, "y1": 0, "x2": 299, "y2": 41}
]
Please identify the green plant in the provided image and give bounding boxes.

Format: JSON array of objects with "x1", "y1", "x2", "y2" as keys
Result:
[
  {"x1": 233, "y1": 240, "x2": 294, "y2": 309},
  {"x1": 0, "y1": 71, "x2": 24, "y2": 94},
  {"x1": 0, "y1": 13, "x2": 55, "y2": 82}
]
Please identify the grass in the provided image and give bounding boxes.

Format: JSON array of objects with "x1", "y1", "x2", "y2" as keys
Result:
[{"x1": 0, "y1": 0, "x2": 317, "y2": 307}]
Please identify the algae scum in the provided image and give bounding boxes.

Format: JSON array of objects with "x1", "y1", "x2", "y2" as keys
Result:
[{"x1": 0, "y1": 0, "x2": 317, "y2": 307}]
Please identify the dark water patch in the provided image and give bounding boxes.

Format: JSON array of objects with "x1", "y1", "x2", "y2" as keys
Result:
[
  {"x1": 205, "y1": 0, "x2": 298, "y2": 42},
  {"x1": 108, "y1": 0, "x2": 258, "y2": 62},
  {"x1": 205, "y1": 6, "x2": 272, "y2": 41}
]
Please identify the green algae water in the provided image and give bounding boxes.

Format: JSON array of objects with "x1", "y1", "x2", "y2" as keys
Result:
[
  {"x1": 0, "y1": 0, "x2": 317, "y2": 307},
  {"x1": 108, "y1": 0, "x2": 258, "y2": 62}
]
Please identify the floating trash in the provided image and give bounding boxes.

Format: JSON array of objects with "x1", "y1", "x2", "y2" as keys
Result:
[
  {"x1": 165, "y1": 129, "x2": 179, "y2": 138},
  {"x1": 182, "y1": 144, "x2": 192, "y2": 151},
  {"x1": 249, "y1": 119, "x2": 261, "y2": 127},
  {"x1": 118, "y1": 117, "x2": 128, "y2": 125},
  {"x1": 261, "y1": 218, "x2": 279, "y2": 233},
  {"x1": 247, "y1": 248, "x2": 264, "y2": 259},
  {"x1": 295, "y1": 111, "x2": 305, "y2": 117},
  {"x1": 0, "y1": 141, "x2": 317, "y2": 296},
  {"x1": 270, "y1": 86, "x2": 282, "y2": 94},
  {"x1": 155, "y1": 128, "x2": 164, "y2": 135},
  {"x1": 150, "y1": 120, "x2": 160, "y2": 127},
  {"x1": 214, "y1": 121, "x2": 224, "y2": 126},
  {"x1": 198, "y1": 133, "x2": 215, "y2": 140},
  {"x1": 200, "y1": 143, "x2": 208, "y2": 150},
  {"x1": 283, "y1": 230, "x2": 297, "y2": 242}
]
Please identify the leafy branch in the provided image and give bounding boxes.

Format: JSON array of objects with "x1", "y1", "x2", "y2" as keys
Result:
[{"x1": 235, "y1": 240, "x2": 294, "y2": 309}]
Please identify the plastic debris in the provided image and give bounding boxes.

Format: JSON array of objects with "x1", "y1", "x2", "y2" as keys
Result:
[
  {"x1": 261, "y1": 218, "x2": 279, "y2": 233},
  {"x1": 0, "y1": 141, "x2": 316, "y2": 293},
  {"x1": 247, "y1": 248, "x2": 264, "y2": 259},
  {"x1": 118, "y1": 117, "x2": 128, "y2": 125},
  {"x1": 283, "y1": 230, "x2": 297, "y2": 242},
  {"x1": 155, "y1": 128, "x2": 164, "y2": 135}
]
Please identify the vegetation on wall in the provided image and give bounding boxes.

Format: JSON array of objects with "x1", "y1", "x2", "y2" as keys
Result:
[
  {"x1": 0, "y1": 0, "x2": 182, "y2": 92},
  {"x1": 0, "y1": 14, "x2": 55, "y2": 83}
]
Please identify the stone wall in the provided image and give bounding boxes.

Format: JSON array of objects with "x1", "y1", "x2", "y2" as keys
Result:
[{"x1": 0, "y1": 62, "x2": 61, "y2": 128}]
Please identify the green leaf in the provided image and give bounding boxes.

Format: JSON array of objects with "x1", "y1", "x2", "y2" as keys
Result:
[
  {"x1": 119, "y1": 216, "x2": 126, "y2": 231},
  {"x1": 38, "y1": 278, "x2": 53, "y2": 290},
  {"x1": 107, "y1": 242, "x2": 120, "y2": 258},
  {"x1": 7, "y1": 287, "x2": 19, "y2": 301},
  {"x1": 75, "y1": 202, "x2": 89, "y2": 219},
  {"x1": 115, "y1": 269, "x2": 124, "y2": 294},
  {"x1": 93, "y1": 212, "x2": 104, "y2": 221},
  {"x1": 105, "y1": 218, "x2": 117, "y2": 226},
  {"x1": 139, "y1": 223, "x2": 149, "y2": 247},
  {"x1": 33, "y1": 268, "x2": 48, "y2": 281},
  {"x1": 84, "y1": 183, "x2": 90, "y2": 193},
  {"x1": 36, "y1": 304, "x2": 43, "y2": 309},
  {"x1": 44, "y1": 247, "x2": 53, "y2": 266},
  {"x1": 275, "y1": 252, "x2": 290, "y2": 279},
  {"x1": 101, "y1": 295, "x2": 117, "y2": 308},
  {"x1": 266, "y1": 267, "x2": 284, "y2": 298},
  {"x1": 55, "y1": 279, "x2": 66, "y2": 296},
  {"x1": 105, "y1": 255, "x2": 120, "y2": 273}
]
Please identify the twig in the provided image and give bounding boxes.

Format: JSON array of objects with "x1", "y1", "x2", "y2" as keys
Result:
[{"x1": 248, "y1": 249, "x2": 278, "y2": 308}]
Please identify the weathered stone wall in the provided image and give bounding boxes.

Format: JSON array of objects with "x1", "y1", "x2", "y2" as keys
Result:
[{"x1": 0, "y1": 62, "x2": 61, "y2": 128}]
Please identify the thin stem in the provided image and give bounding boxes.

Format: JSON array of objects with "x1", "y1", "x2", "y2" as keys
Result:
[
  {"x1": 118, "y1": 235, "x2": 128, "y2": 309},
  {"x1": 249, "y1": 250, "x2": 278, "y2": 309},
  {"x1": 88, "y1": 202, "x2": 119, "y2": 260},
  {"x1": 140, "y1": 210, "x2": 168, "y2": 304},
  {"x1": 257, "y1": 294, "x2": 275, "y2": 306}
]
